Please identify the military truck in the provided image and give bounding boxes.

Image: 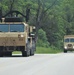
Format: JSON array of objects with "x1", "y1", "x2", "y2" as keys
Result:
[
  {"x1": 0, "y1": 11, "x2": 36, "y2": 57},
  {"x1": 64, "y1": 35, "x2": 74, "y2": 53}
]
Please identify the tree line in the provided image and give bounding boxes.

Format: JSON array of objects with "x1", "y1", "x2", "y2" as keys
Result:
[{"x1": 0, "y1": 0, "x2": 74, "y2": 49}]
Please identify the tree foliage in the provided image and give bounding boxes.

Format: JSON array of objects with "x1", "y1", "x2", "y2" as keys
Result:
[
  {"x1": 0, "y1": 0, "x2": 74, "y2": 48},
  {"x1": 36, "y1": 29, "x2": 49, "y2": 47}
]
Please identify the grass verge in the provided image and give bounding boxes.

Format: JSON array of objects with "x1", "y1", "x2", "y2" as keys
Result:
[
  {"x1": 12, "y1": 51, "x2": 22, "y2": 54},
  {"x1": 12, "y1": 47, "x2": 62, "y2": 54},
  {"x1": 36, "y1": 47, "x2": 62, "y2": 54}
]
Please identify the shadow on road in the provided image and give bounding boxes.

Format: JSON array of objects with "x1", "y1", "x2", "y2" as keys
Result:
[
  {"x1": 0, "y1": 54, "x2": 33, "y2": 58},
  {"x1": 0, "y1": 54, "x2": 23, "y2": 58}
]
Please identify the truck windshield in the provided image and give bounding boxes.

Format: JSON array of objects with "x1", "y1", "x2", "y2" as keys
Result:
[
  {"x1": 70, "y1": 38, "x2": 74, "y2": 42},
  {"x1": 64, "y1": 38, "x2": 69, "y2": 42},
  {"x1": 0, "y1": 24, "x2": 24, "y2": 32},
  {"x1": 0, "y1": 24, "x2": 9, "y2": 32},
  {"x1": 10, "y1": 24, "x2": 24, "y2": 32},
  {"x1": 64, "y1": 38, "x2": 74, "y2": 42}
]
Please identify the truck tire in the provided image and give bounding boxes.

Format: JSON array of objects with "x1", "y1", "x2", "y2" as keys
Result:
[
  {"x1": 30, "y1": 49, "x2": 34, "y2": 56},
  {"x1": 0, "y1": 47, "x2": 3, "y2": 57},
  {"x1": 22, "y1": 42, "x2": 30, "y2": 57},
  {"x1": 22, "y1": 50, "x2": 30, "y2": 57},
  {"x1": 64, "y1": 50, "x2": 67, "y2": 53},
  {"x1": 30, "y1": 40, "x2": 36, "y2": 56},
  {"x1": 4, "y1": 52, "x2": 12, "y2": 57},
  {"x1": 0, "y1": 52, "x2": 3, "y2": 57}
]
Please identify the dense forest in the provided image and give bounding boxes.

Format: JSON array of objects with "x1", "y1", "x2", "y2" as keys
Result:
[{"x1": 0, "y1": 0, "x2": 74, "y2": 49}]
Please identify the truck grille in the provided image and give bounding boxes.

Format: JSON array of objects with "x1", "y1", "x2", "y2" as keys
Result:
[
  {"x1": 67, "y1": 44, "x2": 73, "y2": 49},
  {"x1": 68, "y1": 44, "x2": 72, "y2": 47}
]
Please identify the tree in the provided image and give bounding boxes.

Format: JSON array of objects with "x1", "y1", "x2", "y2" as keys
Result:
[
  {"x1": 33, "y1": 0, "x2": 58, "y2": 41},
  {"x1": 37, "y1": 29, "x2": 49, "y2": 47},
  {"x1": 60, "y1": 0, "x2": 74, "y2": 35},
  {"x1": 1, "y1": 0, "x2": 74, "y2": 49}
]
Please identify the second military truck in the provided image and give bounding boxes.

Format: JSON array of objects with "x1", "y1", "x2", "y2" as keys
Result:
[{"x1": 64, "y1": 35, "x2": 74, "y2": 53}]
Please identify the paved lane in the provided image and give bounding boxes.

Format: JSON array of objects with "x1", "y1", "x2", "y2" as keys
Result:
[{"x1": 0, "y1": 53, "x2": 74, "y2": 75}]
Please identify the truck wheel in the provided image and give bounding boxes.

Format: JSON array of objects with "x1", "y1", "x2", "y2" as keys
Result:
[
  {"x1": 30, "y1": 40, "x2": 36, "y2": 56},
  {"x1": 64, "y1": 50, "x2": 67, "y2": 53},
  {"x1": 30, "y1": 49, "x2": 34, "y2": 56},
  {"x1": 22, "y1": 50, "x2": 30, "y2": 57},
  {"x1": 0, "y1": 52, "x2": 3, "y2": 57},
  {"x1": 22, "y1": 42, "x2": 30, "y2": 57},
  {"x1": 4, "y1": 52, "x2": 12, "y2": 57},
  {"x1": 8, "y1": 52, "x2": 12, "y2": 56}
]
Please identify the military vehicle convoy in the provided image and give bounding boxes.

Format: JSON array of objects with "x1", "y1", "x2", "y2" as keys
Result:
[
  {"x1": 0, "y1": 11, "x2": 36, "y2": 57},
  {"x1": 64, "y1": 35, "x2": 74, "y2": 53}
]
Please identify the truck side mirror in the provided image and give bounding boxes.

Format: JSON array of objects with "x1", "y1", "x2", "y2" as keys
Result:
[
  {"x1": 29, "y1": 26, "x2": 36, "y2": 37},
  {"x1": 33, "y1": 27, "x2": 36, "y2": 32},
  {"x1": 30, "y1": 32, "x2": 35, "y2": 37}
]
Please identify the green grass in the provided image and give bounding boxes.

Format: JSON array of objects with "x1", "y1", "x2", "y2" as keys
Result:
[
  {"x1": 12, "y1": 47, "x2": 62, "y2": 54},
  {"x1": 12, "y1": 51, "x2": 22, "y2": 54},
  {"x1": 36, "y1": 47, "x2": 62, "y2": 54}
]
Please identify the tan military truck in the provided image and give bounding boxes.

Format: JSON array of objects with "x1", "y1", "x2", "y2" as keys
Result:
[
  {"x1": 64, "y1": 35, "x2": 74, "y2": 53},
  {"x1": 0, "y1": 17, "x2": 36, "y2": 57}
]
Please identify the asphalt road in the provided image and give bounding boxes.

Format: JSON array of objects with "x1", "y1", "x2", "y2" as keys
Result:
[{"x1": 0, "y1": 53, "x2": 74, "y2": 75}]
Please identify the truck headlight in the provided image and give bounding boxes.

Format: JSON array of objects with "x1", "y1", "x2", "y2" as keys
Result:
[
  {"x1": 64, "y1": 46, "x2": 67, "y2": 49},
  {"x1": 73, "y1": 46, "x2": 74, "y2": 49},
  {"x1": 18, "y1": 34, "x2": 24, "y2": 37},
  {"x1": 21, "y1": 34, "x2": 24, "y2": 37}
]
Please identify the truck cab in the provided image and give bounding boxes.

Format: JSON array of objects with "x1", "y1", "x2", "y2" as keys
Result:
[
  {"x1": 64, "y1": 35, "x2": 74, "y2": 53},
  {"x1": 0, "y1": 17, "x2": 36, "y2": 57}
]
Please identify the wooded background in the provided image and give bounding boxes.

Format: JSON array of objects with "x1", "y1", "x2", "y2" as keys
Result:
[{"x1": 0, "y1": 0, "x2": 74, "y2": 49}]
